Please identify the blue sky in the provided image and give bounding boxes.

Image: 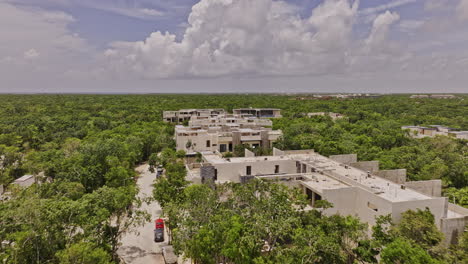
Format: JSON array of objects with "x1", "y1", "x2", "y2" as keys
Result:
[{"x1": 1, "y1": 0, "x2": 468, "y2": 93}]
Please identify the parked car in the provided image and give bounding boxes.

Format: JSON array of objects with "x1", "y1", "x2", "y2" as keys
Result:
[
  {"x1": 156, "y1": 166, "x2": 164, "y2": 178},
  {"x1": 154, "y1": 228, "x2": 164, "y2": 243},
  {"x1": 154, "y1": 218, "x2": 165, "y2": 243}
]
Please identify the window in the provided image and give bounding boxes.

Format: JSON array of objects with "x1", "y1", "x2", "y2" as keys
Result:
[
  {"x1": 246, "y1": 166, "x2": 252, "y2": 176},
  {"x1": 220, "y1": 144, "x2": 227, "y2": 153},
  {"x1": 206, "y1": 140, "x2": 211, "y2": 147},
  {"x1": 367, "y1": 202, "x2": 378, "y2": 212},
  {"x1": 275, "y1": 165, "x2": 280, "y2": 174},
  {"x1": 302, "y1": 164, "x2": 307, "y2": 173}
]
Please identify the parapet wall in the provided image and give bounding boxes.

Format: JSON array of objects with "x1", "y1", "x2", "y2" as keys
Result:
[
  {"x1": 406, "y1": 180, "x2": 442, "y2": 197},
  {"x1": 329, "y1": 154, "x2": 358, "y2": 164},
  {"x1": 273, "y1": 148, "x2": 285, "y2": 156},
  {"x1": 350, "y1": 161, "x2": 380, "y2": 173},
  {"x1": 441, "y1": 204, "x2": 468, "y2": 245},
  {"x1": 376, "y1": 169, "x2": 407, "y2": 184},
  {"x1": 245, "y1": 149, "x2": 255, "y2": 157}
]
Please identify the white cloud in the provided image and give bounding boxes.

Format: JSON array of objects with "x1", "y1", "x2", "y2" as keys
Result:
[
  {"x1": 360, "y1": 0, "x2": 417, "y2": 15},
  {"x1": 0, "y1": 2, "x2": 95, "y2": 91},
  {"x1": 399, "y1": 19, "x2": 424, "y2": 33},
  {"x1": 23, "y1": 49, "x2": 40, "y2": 59},
  {"x1": 105, "y1": 0, "x2": 361, "y2": 79},
  {"x1": 366, "y1": 11, "x2": 400, "y2": 49}
]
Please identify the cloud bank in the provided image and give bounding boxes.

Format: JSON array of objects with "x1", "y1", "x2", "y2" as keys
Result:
[
  {"x1": 1, "y1": 0, "x2": 468, "y2": 93},
  {"x1": 105, "y1": 0, "x2": 401, "y2": 79}
]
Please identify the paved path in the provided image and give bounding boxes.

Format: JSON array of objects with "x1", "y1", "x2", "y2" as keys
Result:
[{"x1": 117, "y1": 164, "x2": 167, "y2": 264}]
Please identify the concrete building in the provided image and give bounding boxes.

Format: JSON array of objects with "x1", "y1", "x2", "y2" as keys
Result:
[
  {"x1": 233, "y1": 108, "x2": 282, "y2": 118},
  {"x1": 12, "y1": 175, "x2": 35, "y2": 187},
  {"x1": 188, "y1": 114, "x2": 273, "y2": 129},
  {"x1": 402, "y1": 125, "x2": 468, "y2": 140},
  {"x1": 307, "y1": 112, "x2": 345, "y2": 121},
  {"x1": 176, "y1": 125, "x2": 282, "y2": 154},
  {"x1": 410, "y1": 94, "x2": 458, "y2": 99},
  {"x1": 163, "y1": 109, "x2": 225, "y2": 123},
  {"x1": 190, "y1": 149, "x2": 468, "y2": 244}
]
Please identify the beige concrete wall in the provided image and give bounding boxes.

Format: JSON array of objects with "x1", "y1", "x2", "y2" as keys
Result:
[
  {"x1": 441, "y1": 216, "x2": 468, "y2": 245},
  {"x1": 329, "y1": 154, "x2": 357, "y2": 164},
  {"x1": 245, "y1": 149, "x2": 255, "y2": 157},
  {"x1": 391, "y1": 197, "x2": 448, "y2": 227},
  {"x1": 273, "y1": 148, "x2": 285, "y2": 156},
  {"x1": 377, "y1": 169, "x2": 407, "y2": 184},
  {"x1": 215, "y1": 160, "x2": 297, "y2": 183},
  {"x1": 322, "y1": 187, "x2": 358, "y2": 216},
  {"x1": 442, "y1": 203, "x2": 468, "y2": 244},
  {"x1": 354, "y1": 188, "x2": 394, "y2": 227},
  {"x1": 350, "y1": 161, "x2": 380, "y2": 173},
  {"x1": 176, "y1": 132, "x2": 220, "y2": 153},
  {"x1": 406, "y1": 180, "x2": 442, "y2": 197},
  {"x1": 320, "y1": 187, "x2": 393, "y2": 227}
]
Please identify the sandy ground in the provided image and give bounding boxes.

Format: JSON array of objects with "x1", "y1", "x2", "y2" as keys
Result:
[{"x1": 117, "y1": 164, "x2": 167, "y2": 264}]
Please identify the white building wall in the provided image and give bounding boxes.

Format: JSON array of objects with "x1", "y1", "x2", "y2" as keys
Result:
[
  {"x1": 391, "y1": 197, "x2": 448, "y2": 226},
  {"x1": 215, "y1": 160, "x2": 297, "y2": 183}
]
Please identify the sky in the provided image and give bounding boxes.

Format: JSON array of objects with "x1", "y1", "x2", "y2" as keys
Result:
[{"x1": 1, "y1": 0, "x2": 468, "y2": 93}]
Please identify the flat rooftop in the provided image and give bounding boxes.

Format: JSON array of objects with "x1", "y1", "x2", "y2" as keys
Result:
[{"x1": 203, "y1": 151, "x2": 434, "y2": 203}]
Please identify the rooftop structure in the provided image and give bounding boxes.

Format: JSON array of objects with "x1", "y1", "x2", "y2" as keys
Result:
[
  {"x1": 307, "y1": 112, "x2": 345, "y2": 120},
  {"x1": 188, "y1": 114, "x2": 273, "y2": 129},
  {"x1": 176, "y1": 125, "x2": 282, "y2": 154},
  {"x1": 233, "y1": 108, "x2": 282, "y2": 118},
  {"x1": 410, "y1": 94, "x2": 458, "y2": 99},
  {"x1": 163, "y1": 109, "x2": 225, "y2": 123},
  {"x1": 169, "y1": 108, "x2": 283, "y2": 154},
  {"x1": 402, "y1": 125, "x2": 468, "y2": 139},
  {"x1": 12, "y1": 175, "x2": 35, "y2": 187},
  {"x1": 190, "y1": 149, "x2": 468, "y2": 244}
]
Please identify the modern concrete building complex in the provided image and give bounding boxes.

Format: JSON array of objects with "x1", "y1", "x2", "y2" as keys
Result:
[
  {"x1": 410, "y1": 94, "x2": 458, "y2": 99},
  {"x1": 188, "y1": 114, "x2": 273, "y2": 129},
  {"x1": 402, "y1": 125, "x2": 468, "y2": 140},
  {"x1": 12, "y1": 175, "x2": 35, "y2": 187},
  {"x1": 169, "y1": 109, "x2": 283, "y2": 154},
  {"x1": 233, "y1": 108, "x2": 282, "y2": 118},
  {"x1": 163, "y1": 109, "x2": 225, "y2": 123},
  {"x1": 307, "y1": 112, "x2": 345, "y2": 121},
  {"x1": 188, "y1": 149, "x2": 468, "y2": 244},
  {"x1": 175, "y1": 126, "x2": 282, "y2": 154}
]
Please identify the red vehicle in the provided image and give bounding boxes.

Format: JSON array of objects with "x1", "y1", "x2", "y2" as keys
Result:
[
  {"x1": 154, "y1": 218, "x2": 165, "y2": 243},
  {"x1": 155, "y1": 218, "x2": 165, "y2": 229}
]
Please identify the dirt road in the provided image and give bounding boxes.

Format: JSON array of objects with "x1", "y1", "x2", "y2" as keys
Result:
[{"x1": 117, "y1": 164, "x2": 167, "y2": 264}]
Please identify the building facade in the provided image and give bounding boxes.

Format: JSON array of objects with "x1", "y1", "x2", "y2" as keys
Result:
[
  {"x1": 191, "y1": 149, "x2": 468, "y2": 244},
  {"x1": 175, "y1": 125, "x2": 282, "y2": 154},
  {"x1": 233, "y1": 108, "x2": 282, "y2": 118},
  {"x1": 402, "y1": 125, "x2": 468, "y2": 140},
  {"x1": 163, "y1": 109, "x2": 225, "y2": 123}
]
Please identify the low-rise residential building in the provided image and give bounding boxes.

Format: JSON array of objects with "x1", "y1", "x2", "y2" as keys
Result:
[
  {"x1": 189, "y1": 149, "x2": 468, "y2": 244},
  {"x1": 233, "y1": 108, "x2": 282, "y2": 118},
  {"x1": 169, "y1": 109, "x2": 283, "y2": 154},
  {"x1": 307, "y1": 112, "x2": 345, "y2": 120},
  {"x1": 402, "y1": 125, "x2": 468, "y2": 139},
  {"x1": 163, "y1": 109, "x2": 225, "y2": 123},
  {"x1": 12, "y1": 175, "x2": 35, "y2": 187},
  {"x1": 189, "y1": 114, "x2": 272, "y2": 129},
  {"x1": 176, "y1": 125, "x2": 282, "y2": 154},
  {"x1": 410, "y1": 94, "x2": 458, "y2": 99}
]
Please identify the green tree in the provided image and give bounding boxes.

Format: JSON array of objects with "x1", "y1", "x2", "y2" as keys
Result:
[
  {"x1": 381, "y1": 238, "x2": 440, "y2": 264},
  {"x1": 56, "y1": 242, "x2": 112, "y2": 264},
  {"x1": 392, "y1": 208, "x2": 444, "y2": 250}
]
